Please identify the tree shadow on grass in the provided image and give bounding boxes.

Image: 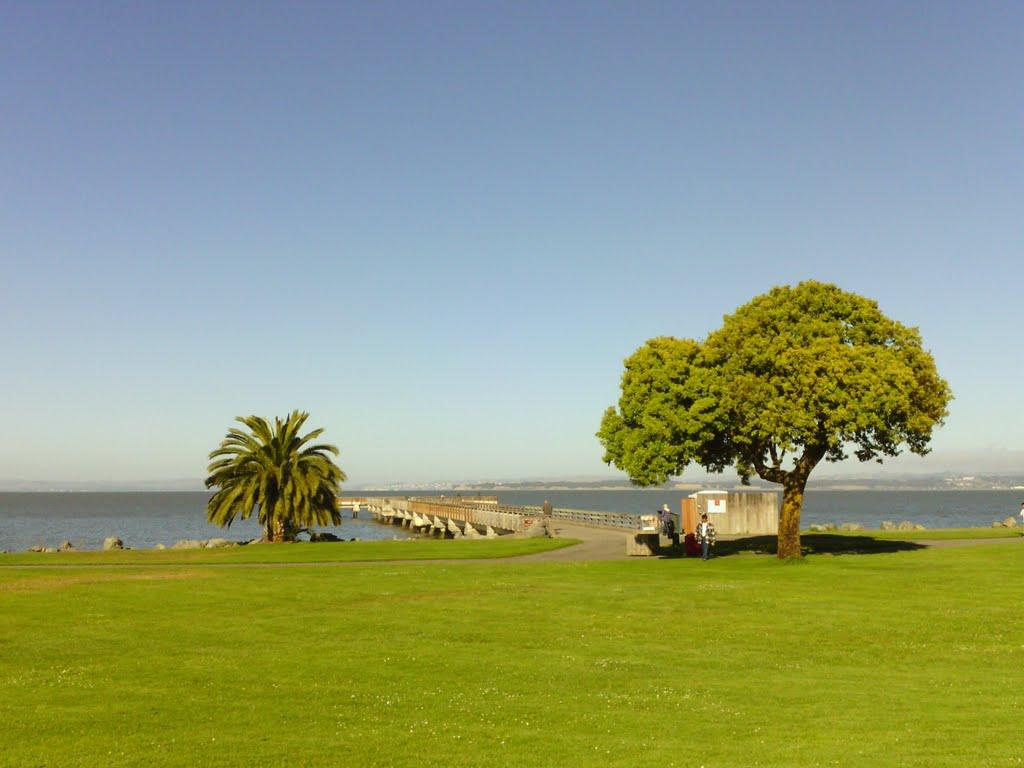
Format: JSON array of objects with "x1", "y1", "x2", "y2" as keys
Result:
[
  {"x1": 717, "y1": 534, "x2": 927, "y2": 556},
  {"x1": 658, "y1": 534, "x2": 927, "y2": 558}
]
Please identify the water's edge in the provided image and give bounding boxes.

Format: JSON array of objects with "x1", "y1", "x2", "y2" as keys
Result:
[{"x1": 1, "y1": 490, "x2": 1021, "y2": 551}]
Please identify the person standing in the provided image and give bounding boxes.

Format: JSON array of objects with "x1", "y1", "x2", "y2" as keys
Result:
[
  {"x1": 1019, "y1": 502, "x2": 1024, "y2": 527},
  {"x1": 541, "y1": 499, "x2": 553, "y2": 517},
  {"x1": 695, "y1": 513, "x2": 716, "y2": 560},
  {"x1": 659, "y1": 503, "x2": 678, "y2": 546}
]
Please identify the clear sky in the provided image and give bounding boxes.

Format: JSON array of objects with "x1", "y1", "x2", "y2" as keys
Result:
[{"x1": 1, "y1": 2, "x2": 1021, "y2": 485}]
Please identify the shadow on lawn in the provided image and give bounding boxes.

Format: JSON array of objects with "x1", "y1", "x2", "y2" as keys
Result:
[{"x1": 659, "y1": 534, "x2": 927, "y2": 558}]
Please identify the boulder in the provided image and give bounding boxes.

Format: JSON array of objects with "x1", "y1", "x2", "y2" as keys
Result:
[
  {"x1": 58, "y1": 540, "x2": 74, "y2": 551},
  {"x1": 880, "y1": 521, "x2": 896, "y2": 531},
  {"x1": 897, "y1": 521, "x2": 914, "y2": 531},
  {"x1": 992, "y1": 520, "x2": 1005, "y2": 528},
  {"x1": 102, "y1": 537, "x2": 124, "y2": 551},
  {"x1": 1002, "y1": 517, "x2": 1017, "y2": 528},
  {"x1": 913, "y1": 524, "x2": 926, "y2": 531},
  {"x1": 309, "y1": 532, "x2": 341, "y2": 543},
  {"x1": 27, "y1": 544, "x2": 44, "y2": 553},
  {"x1": 153, "y1": 543, "x2": 166, "y2": 550},
  {"x1": 839, "y1": 522, "x2": 862, "y2": 532},
  {"x1": 808, "y1": 524, "x2": 828, "y2": 532},
  {"x1": 171, "y1": 539, "x2": 205, "y2": 550},
  {"x1": 42, "y1": 547, "x2": 57, "y2": 553},
  {"x1": 204, "y1": 538, "x2": 234, "y2": 548}
]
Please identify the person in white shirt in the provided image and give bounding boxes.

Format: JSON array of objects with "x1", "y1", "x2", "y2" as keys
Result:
[{"x1": 1019, "y1": 502, "x2": 1024, "y2": 527}]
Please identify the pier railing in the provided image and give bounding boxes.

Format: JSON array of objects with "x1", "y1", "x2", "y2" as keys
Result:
[
  {"x1": 359, "y1": 495, "x2": 649, "y2": 534},
  {"x1": 407, "y1": 498, "x2": 644, "y2": 531},
  {"x1": 548, "y1": 507, "x2": 641, "y2": 529}
]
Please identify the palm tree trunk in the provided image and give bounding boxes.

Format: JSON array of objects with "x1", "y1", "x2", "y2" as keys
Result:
[{"x1": 271, "y1": 519, "x2": 286, "y2": 543}]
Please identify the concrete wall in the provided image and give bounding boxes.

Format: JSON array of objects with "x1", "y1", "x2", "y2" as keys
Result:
[{"x1": 705, "y1": 491, "x2": 779, "y2": 535}]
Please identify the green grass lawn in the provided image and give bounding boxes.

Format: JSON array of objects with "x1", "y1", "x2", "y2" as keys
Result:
[
  {"x1": 0, "y1": 537, "x2": 576, "y2": 566},
  {"x1": 1, "y1": 541, "x2": 1021, "y2": 767}
]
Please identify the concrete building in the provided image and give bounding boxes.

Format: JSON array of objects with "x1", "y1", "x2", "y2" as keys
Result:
[{"x1": 681, "y1": 490, "x2": 779, "y2": 535}]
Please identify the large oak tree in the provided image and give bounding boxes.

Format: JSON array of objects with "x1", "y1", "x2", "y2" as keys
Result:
[{"x1": 598, "y1": 282, "x2": 952, "y2": 558}]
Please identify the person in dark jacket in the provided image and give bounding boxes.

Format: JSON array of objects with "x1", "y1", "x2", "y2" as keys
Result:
[
  {"x1": 659, "y1": 503, "x2": 678, "y2": 546},
  {"x1": 695, "y1": 513, "x2": 716, "y2": 560}
]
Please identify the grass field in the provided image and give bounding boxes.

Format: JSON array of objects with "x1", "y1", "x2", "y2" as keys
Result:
[
  {"x1": 1, "y1": 540, "x2": 1021, "y2": 767},
  {"x1": 0, "y1": 537, "x2": 576, "y2": 566}
]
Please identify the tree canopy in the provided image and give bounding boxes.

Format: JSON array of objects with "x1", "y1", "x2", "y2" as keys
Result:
[
  {"x1": 598, "y1": 281, "x2": 952, "y2": 558},
  {"x1": 205, "y1": 411, "x2": 346, "y2": 542}
]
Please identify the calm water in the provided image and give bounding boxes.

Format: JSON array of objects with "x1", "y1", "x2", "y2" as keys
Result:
[
  {"x1": 1, "y1": 490, "x2": 1021, "y2": 551},
  {"x1": 0, "y1": 492, "x2": 413, "y2": 552}
]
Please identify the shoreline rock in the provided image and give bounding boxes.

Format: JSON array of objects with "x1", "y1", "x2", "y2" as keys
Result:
[
  {"x1": 309, "y1": 532, "x2": 341, "y2": 543},
  {"x1": 171, "y1": 539, "x2": 204, "y2": 550}
]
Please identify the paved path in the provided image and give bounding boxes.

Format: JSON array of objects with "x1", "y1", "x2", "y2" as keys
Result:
[{"x1": 517, "y1": 521, "x2": 631, "y2": 562}]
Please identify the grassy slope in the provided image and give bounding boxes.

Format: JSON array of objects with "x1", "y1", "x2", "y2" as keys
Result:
[
  {"x1": 0, "y1": 538, "x2": 576, "y2": 566},
  {"x1": 1, "y1": 543, "x2": 1022, "y2": 767}
]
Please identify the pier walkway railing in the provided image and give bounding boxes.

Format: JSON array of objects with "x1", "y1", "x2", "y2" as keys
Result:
[{"x1": 356, "y1": 496, "x2": 644, "y2": 537}]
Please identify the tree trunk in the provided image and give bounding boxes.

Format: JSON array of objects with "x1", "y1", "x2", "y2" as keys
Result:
[
  {"x1": 778, "y1": 474, "x2": 808, "y2": 559},
  {"x1": 270, "y1": 519, "x2": 286, "y2": 543}
]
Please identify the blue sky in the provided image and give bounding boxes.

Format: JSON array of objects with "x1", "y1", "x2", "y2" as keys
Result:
[{"x1": 1, "y1": 2, "x2": 1021, "y2": 484}]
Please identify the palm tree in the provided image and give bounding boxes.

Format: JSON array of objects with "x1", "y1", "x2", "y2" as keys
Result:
[{"x1": 205, "y1": 411, "x2": 346, "y2": 542}]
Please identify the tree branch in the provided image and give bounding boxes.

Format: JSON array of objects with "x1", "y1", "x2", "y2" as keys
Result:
[
  {"x1": 795, "y1": 443, "x2": 828, "y2": 479},
  {"x1": 752, "y1": 450, "x2": 786, "y2": 485}
]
